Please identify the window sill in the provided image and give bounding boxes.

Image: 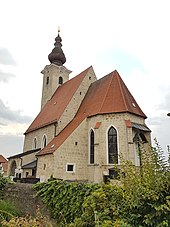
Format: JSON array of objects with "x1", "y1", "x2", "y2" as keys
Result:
[
  {"x1": 88, "y1": 163, "x2": 99, "y2": 166},
  {"x1": 101, "y1": 164, "x2": 119, "y2": 167}
]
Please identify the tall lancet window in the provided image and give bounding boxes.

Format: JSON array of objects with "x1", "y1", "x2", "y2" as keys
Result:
[
  {"x1": 90, "y1": 129, "x2": 94, "y2": 164},
  {"x1": 42, "y1": 135, "x2": 47, "y2": 148},
  {"x1": 108, "y1": 126, "x2": 118, "y2": 164}
]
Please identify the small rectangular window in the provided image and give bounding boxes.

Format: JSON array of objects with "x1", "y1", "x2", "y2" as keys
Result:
[{"x1": 66, "y1": 163, "x2": 75, "y2": 172}]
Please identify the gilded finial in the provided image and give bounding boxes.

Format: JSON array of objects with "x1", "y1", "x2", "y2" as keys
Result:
[{"x1": 58, "y1": 26, "x2": 60, "y2": 35}]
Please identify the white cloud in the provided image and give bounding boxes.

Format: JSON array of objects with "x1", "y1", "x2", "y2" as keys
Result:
[
  {"x1": 0, "y1": 69, "x2": 15, "y2": 83},
  {"x1": 0, "y1": 48, "x2": 16, "y2": 66}
]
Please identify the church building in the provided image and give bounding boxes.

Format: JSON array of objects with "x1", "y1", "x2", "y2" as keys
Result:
[{"x1": 8, "y1": 31, "x2": 151, "y2": 183}]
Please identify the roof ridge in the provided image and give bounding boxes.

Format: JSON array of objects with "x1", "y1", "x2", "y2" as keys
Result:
[
  {"x1": 98, "y1": 72, "x2": 113, "y2": 113},
  {"x1": 116, "y1": 71, "x2": 129, "y2": 111}
]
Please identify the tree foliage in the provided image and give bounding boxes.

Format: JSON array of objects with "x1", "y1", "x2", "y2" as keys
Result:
[
  {"x1": 33, "y1": 140, "x2": 170, "y2": 226},
  {"x1": 33, "y1": 180, "x2": 99, "y2": 225}
]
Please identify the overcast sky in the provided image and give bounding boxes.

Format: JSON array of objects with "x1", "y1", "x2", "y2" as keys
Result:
[{"x1": 0, "y1": 0, "x2": 170, "y2": 159}]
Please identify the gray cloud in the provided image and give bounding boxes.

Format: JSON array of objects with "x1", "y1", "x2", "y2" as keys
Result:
[
  {"x1": 147, "y1": 116, "x2": 162, "y2": 126},
  {"x1": 0, "y1": 47, "x2": 16, "y2": 65},
  {"x1": 155, "y1": 93, "x2": 170, "y2": 113},
  {"x1": 0, "y1": 122, "x2": 7, "y2": 126},
  {"x1": 0, "y1": 69, "x2": 15, "y2": 82},
  {"x1": 0, "y1": 99, "x2": 33, "y2": 124},
  {"x1": 147, "y1": 114, "x2": 170, "y2": 155},
  {"x1": 0, "y1": 134, "x2": 24, "y2": 158}
]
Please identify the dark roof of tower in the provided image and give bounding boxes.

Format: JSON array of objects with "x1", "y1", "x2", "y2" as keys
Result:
[
  {"x1": 37, "y1": 69, "x2": 147, "y2": 156},
  {"x1": 48, "y1": 31, "x2": 66, "y2": 66}
]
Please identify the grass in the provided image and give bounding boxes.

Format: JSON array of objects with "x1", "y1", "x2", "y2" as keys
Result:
[{"x1": 0, "y1": 199, "x2": 20, "y2": 225}]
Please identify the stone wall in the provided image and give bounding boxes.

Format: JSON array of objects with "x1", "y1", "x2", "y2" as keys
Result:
[
  {"x1": 3, "y1": 183, "x2": 46, "y2": 216},
  {"x1": 36, "y1": 154, "x2": 54, "y2": 181},
  {"x1": 37, "y1": 112, "x2": 151, "y2": 183},
  {"x1": 23, "y1": 124, "x2": 55, "y2": 152}
]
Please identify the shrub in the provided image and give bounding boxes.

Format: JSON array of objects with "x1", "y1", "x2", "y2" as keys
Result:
[
  {"x1": 1, "y1": 207, "x2": 53, "y2": 227},
  {"x1": 33, "y1": 180, "x2": 99, "y2": 225},
  {"x1": 0, "y1": 200, "x2": 20, "y2": 226},
  {"x1": 0, "y1": 176, "x2": 8, "y2": 192},
  {"x1": 33, "y1": 140, "x2": 170, "y2": 226}
]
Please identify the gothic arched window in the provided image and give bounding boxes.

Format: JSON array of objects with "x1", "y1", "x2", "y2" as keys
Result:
[
  {"x1": 90, "y1": 129, "x2": 94, "y2": 164},
  {"x1": 59, "y1": 76, "x2": 63, "y2": 85},
  {"x1": 108, "y1": 126, "x2": 118, "y2": 164},
  {"x1": 42, "y1": 135, "x2": 47, "y2": 148}
]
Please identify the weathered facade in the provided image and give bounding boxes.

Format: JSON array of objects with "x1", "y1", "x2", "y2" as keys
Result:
[{"x1": 8, "y1": 31, "x2": 151, "y2": 183}]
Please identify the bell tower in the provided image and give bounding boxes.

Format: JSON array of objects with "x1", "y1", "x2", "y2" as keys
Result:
[{"x1": 41, "y1": 29, "x2": 72, "y2": 109}]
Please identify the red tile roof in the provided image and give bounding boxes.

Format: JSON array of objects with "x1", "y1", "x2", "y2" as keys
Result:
[
  {"x1": 37, "y1": 70, "x2": 146, "y2": 156},
  {"x1": 37, "y1": 116, "x2": 85, "y2": 156},
  {"x1": 25, "y1": 66, "x2": 93, "y2": 133},
  {"x1": 0, "y1": 155, "x2": 7, "y2": 163},
  {"x1": 79, "y1": 70, "x2": 146, "y2": 118}
]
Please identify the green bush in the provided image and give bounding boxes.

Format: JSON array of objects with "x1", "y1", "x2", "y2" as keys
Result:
[
  {"x1": 33, "y1": 140, "x2": 170, "y2": 226},
  {"x1": 0, "y1": 200, "x2": 20, "y2": 226},
  {"x1": 33, "y1": 180, "x2": 99, "y2": 225},
  {"x1": 0, "y1": 176, "x2": 8, "y2": 192},
  {"x1": 0, "y1": 176, "x2": 19, "y2": 225}
]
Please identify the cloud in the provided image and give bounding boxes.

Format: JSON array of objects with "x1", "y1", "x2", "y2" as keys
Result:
[
  {"x1": 0, "y1": 122, "x2": 7, "y2": 126},
  {"x1": 155, "y1": 93, "x2": 170, "y2": 113},
  {"x1": 147, "y1": 117, "x2": 162, "y2": 126},
  {"x1": 0, "y1": 69, "x2": 15, "y2": 83},
  {"x1": 0, "y1": 133, "x2": 24, "y2": 158},
  {"x1": 112, "y1": 48, "x2": 145, "y2": 73},
  {"x1": 0, "y1": 47, "x2": 16, "y2": 65},
  {"x1": 0, "y1": 99, "x2": 33, "y2": 124},
  {"x1": 96, "y1": 47, "x2": 145, "y2": 75},
  {"x1": 147, "y1": 114, "x2": 170, "y2": 155}
]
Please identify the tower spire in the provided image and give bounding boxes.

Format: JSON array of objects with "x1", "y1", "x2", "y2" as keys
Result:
[{"x1": 48, "y1": 28, "x2": 66, "y2": 66}]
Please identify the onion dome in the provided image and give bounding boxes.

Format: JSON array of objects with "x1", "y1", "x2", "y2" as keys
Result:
[{"x1": 48, "y1": 28, "x2": 66, "y2": 66}]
